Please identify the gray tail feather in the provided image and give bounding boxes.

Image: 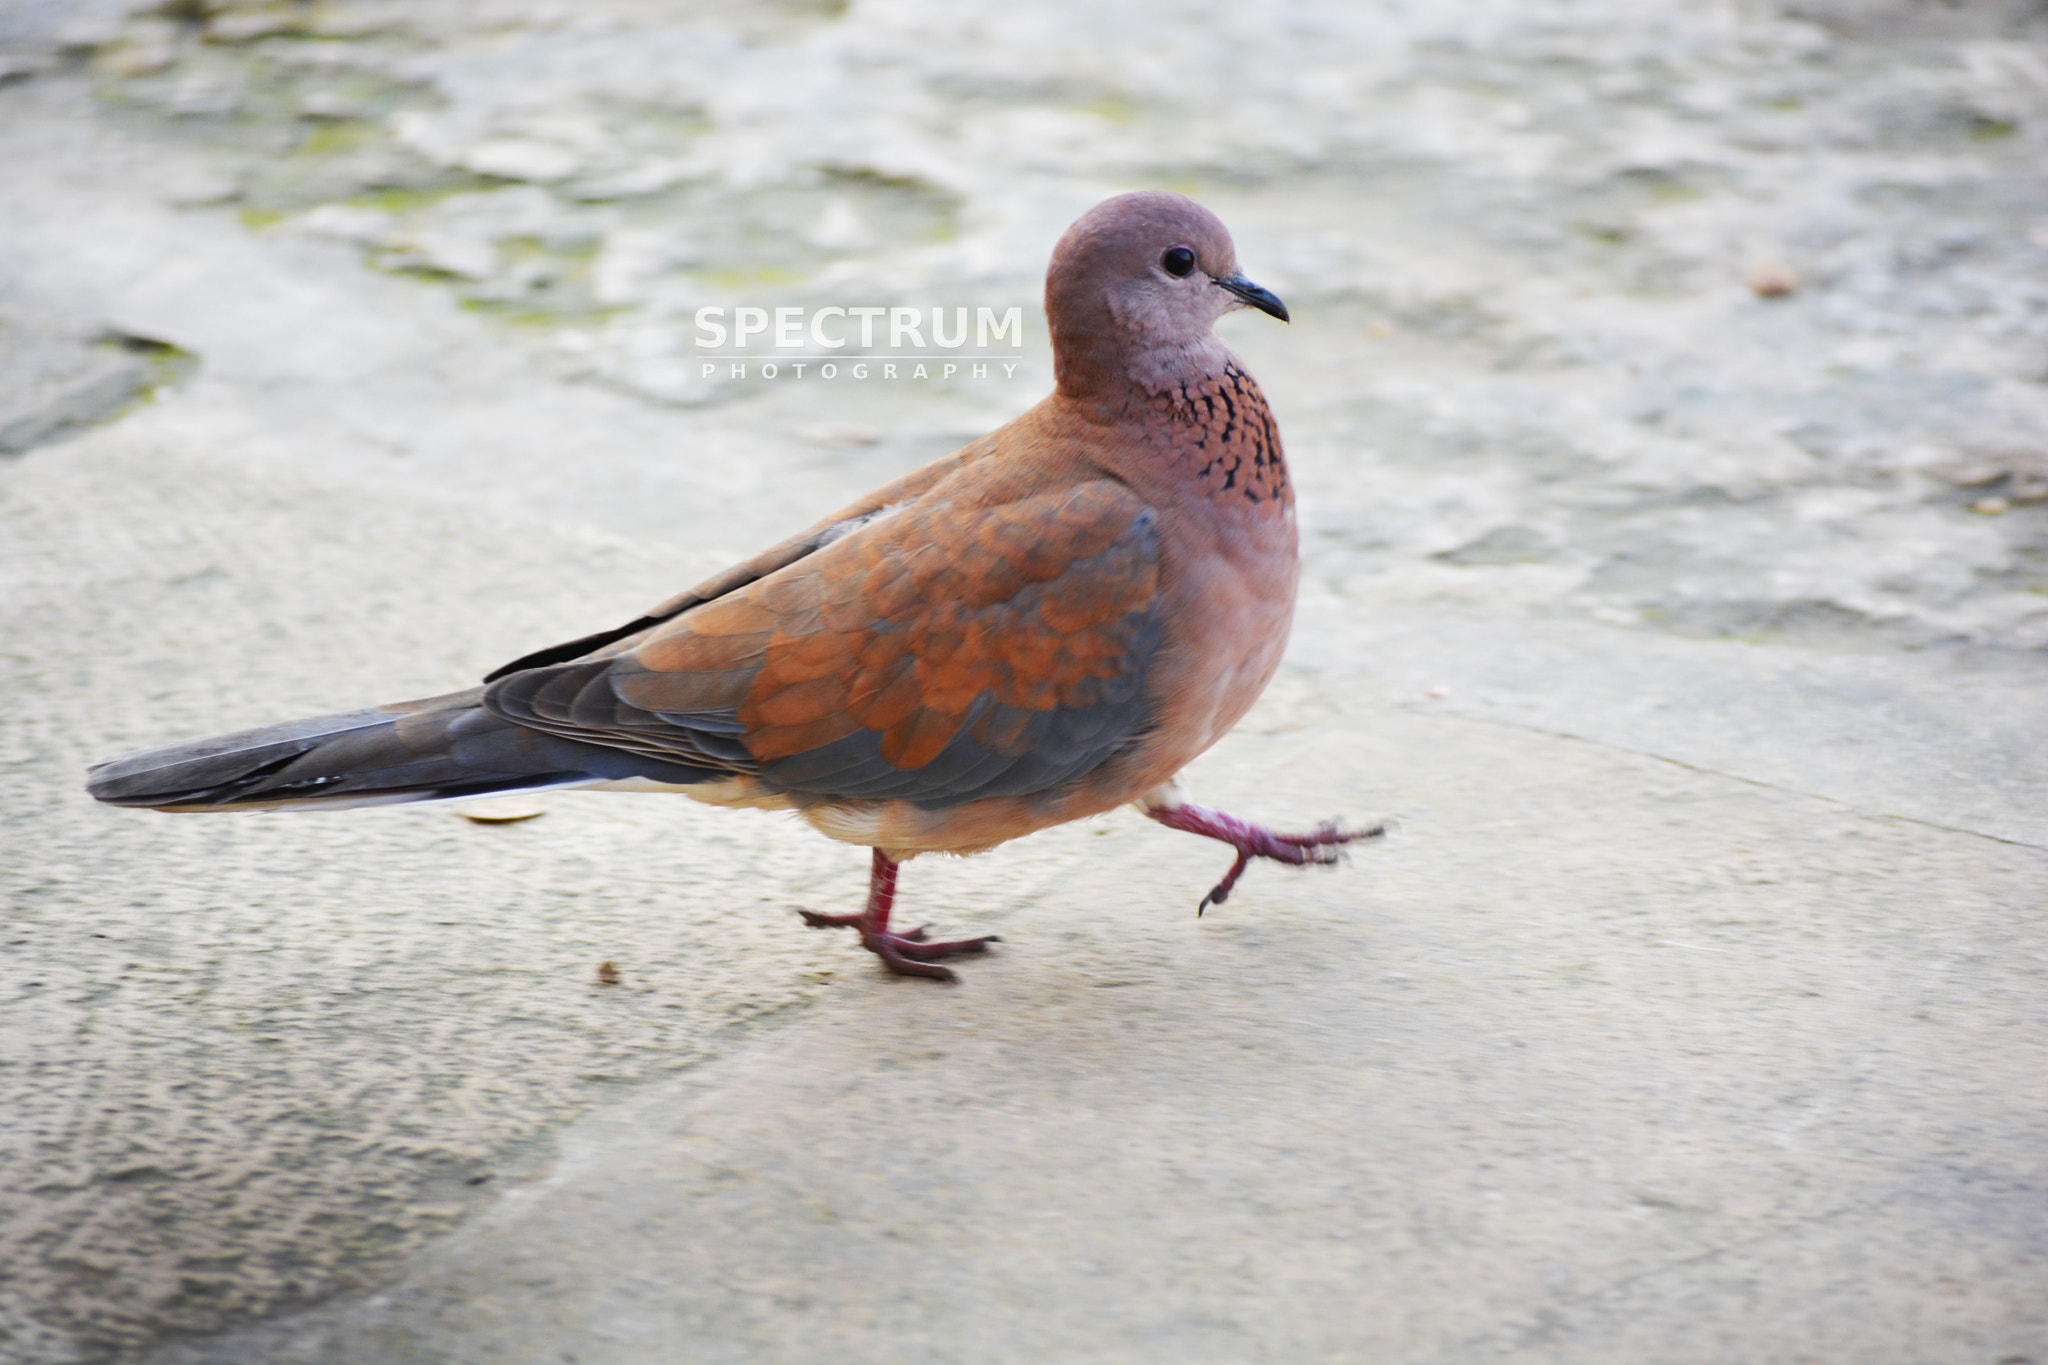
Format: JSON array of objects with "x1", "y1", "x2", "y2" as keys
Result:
[{"x1": 86, "y1": 687, "x2": 722, "y2": 812}]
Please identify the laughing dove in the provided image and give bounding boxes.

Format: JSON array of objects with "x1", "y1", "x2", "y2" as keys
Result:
[{"x1": 87, "y1": 191, "x2": 1381, "y2": 981}]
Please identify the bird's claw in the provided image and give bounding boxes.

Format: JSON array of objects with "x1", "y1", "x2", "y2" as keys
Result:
[
  {"x1": 797, "y1": 908, "x2": 865, "y2": 930},
  {"x1": 866, "y1": 930, "x2": 1001, "y2": 981},
  {"x1": 1146, "y1": 805, "x2": 1385, "y2": 915},
  {"x1": 798, "y1": 907, "x2": 998, "y2": 981}
]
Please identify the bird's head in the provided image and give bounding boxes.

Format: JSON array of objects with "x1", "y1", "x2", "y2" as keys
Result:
[{"x1": 1045, "y1": 190, "x2": 1287, "y2": 401}]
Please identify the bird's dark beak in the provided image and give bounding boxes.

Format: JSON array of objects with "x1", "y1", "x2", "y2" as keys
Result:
[{"x1": 1216, "y1": 273, "x2": 1290, "y2": 323}]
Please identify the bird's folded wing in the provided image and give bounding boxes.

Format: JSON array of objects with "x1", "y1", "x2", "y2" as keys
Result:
[
  {"x1": 482, "y1": 445, "x2": 983, "y2": 682},
  {"x1": 483, "y1": 478, "x2": 1164, "y2": 809}
]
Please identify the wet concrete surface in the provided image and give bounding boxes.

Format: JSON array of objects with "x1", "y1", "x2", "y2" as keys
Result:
[{"x1": 1, "y1": 0, "x2": 2045, "y2": 1361}]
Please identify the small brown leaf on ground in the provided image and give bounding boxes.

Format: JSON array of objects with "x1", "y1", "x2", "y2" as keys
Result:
[
  {"x1": 457, "y1": 796, "x2": 546, "y2": 823},
  {"x1": 1747, "y1": 262, "x2": 1797, "y2": 297}
]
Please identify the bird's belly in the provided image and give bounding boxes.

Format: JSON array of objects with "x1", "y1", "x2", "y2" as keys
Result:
[{"x1": 1150, "y1": 521, "x2": 1299, "y2": 770}]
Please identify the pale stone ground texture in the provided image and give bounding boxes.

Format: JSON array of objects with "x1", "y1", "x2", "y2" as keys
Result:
[{"x1": 1, "y1": 0, "x2": 2045, "y2": 1362}]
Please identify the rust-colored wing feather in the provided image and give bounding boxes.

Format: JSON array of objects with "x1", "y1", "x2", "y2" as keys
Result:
[
  {"x1": 481, "y1": 446, "x2": 981, "y2": 682},
  {"x1": 484, "y1": 478, "x2": 1163, "y2": 809}
]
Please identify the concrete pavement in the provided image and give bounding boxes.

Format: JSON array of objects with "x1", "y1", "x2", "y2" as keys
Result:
[{"x1": 2, "y1": 0, "x2": 2045, "y2": 1360}]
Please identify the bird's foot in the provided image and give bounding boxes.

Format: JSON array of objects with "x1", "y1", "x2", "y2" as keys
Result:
[
  {"x1": 798, "y1": 849, "x2": 999, "y2": 982},
  {"x1": 800, "y1": 910, "x2": 999, "y2": 981},
  {"x1": 796, "y1": 908, "x2": 867, "y2": 931},
  {"x1": 1144, "y1": 801, "x2": 1384, "y2": 914},
  {"x1": 862, "y1": 926, "x2": 1002, "y2": 981}
]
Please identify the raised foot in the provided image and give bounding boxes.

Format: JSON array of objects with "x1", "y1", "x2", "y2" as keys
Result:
[{"x1": 1146, "y1": 802, "x2": 1385, "y2": 914}]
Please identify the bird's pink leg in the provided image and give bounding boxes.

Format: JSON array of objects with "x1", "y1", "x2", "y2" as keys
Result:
[
  {"x1": 1144, "y1": 799, "x2": 1384, "y2": 915},
  {"x1": 799, "y1": 848, "x2": 1000, "y2": 981}
]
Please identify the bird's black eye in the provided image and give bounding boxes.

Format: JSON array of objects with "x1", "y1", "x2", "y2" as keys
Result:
[{"x1": 1160, "y1": 246, "x2": 1196, "y2": 278}]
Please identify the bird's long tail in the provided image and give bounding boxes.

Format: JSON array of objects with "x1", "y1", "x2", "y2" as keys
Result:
[{"x1": 86, "y1": 687, "x2": 713, "y2": 812}]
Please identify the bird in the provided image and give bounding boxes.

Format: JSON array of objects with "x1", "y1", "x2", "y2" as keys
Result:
[{"x1": 86, "y1": 190, "x2": 1382, "y2": 981}]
